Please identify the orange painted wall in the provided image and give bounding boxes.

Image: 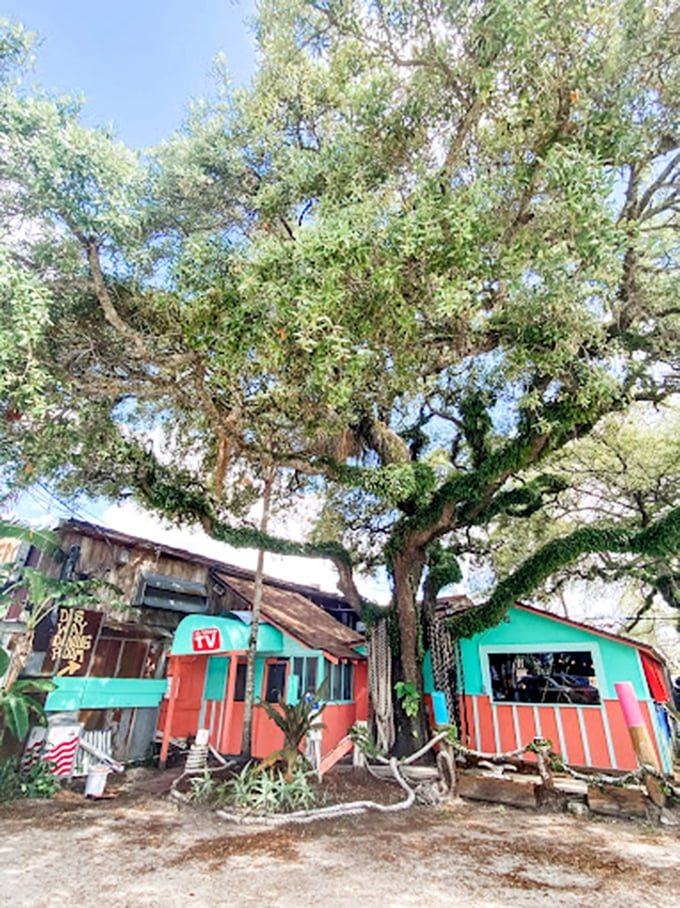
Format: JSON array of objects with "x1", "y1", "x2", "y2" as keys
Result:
[
  {"x1": 605, "y1": 700, "x2": 637, "y2": 768},
  {"x1": 160, "y1": 655, "x2": 367, "y2": 760},
  {"x1": 581, "y1": 708, "x2": 611, "y2": 768},
  {"x1": 535, "y1": 707, "x2": 560, "y2": 758},
  {"x1": 494, "y1": 704, "x2": 518, "y2": 752},
  {"x1": 456, "y1": 695, "x2": 657, "y2": 771},
  {"x1": 157, "y1": 656, "x2": 206, "y2": 739}
]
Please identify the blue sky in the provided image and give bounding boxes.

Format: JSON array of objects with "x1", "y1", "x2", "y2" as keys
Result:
[{"x1": 5, "y1": 0, "x2": 256, "y2": 147}]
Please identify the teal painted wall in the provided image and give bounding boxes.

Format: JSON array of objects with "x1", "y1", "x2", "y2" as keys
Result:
[
  {"x1": 459, "y1": 607, "x2": 648, "y2": 700},
  {"x1": 423, "y1": 650, "x2": 434, "y2": 694},
  {"x1": 204, "y1": 656, "x2": 230, "y2": 700}
]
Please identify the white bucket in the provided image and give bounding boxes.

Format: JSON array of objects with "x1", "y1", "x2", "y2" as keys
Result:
[{"x1": 85, "y1": 765, "x2": 109, "y2": 797}]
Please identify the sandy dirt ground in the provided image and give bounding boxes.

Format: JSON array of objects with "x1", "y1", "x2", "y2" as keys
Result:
[{"x1": 1, "y1": 769, "x2": 680, "y2": 908}]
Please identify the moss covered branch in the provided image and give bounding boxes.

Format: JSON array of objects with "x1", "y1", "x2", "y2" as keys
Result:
[
  {"x1": 129, "y1": 445, "x2": 363, "y2": 610},
  {"x1": 448, "y1": 507, "x2": 680, "y2": 639}
]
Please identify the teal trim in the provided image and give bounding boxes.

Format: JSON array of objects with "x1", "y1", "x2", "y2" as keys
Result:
[
  {"x1": 204, "y1": 656, "x2": 229, "y2": 701},
  {"x1": 422, "y1": 651, "x2": 434, "y2": 694},
  {"x1": 45, "y1": 677, "x2": 167, "y2": 711},
  {"x1": 287, "y1": 675, "x2": 300, "y2": 704},
  {"x1": 171, "y1": 614, "x2": 283, "y2": 655},
  {"x1": 459, "y1": 607, "x2": 650, "y2": 701},
  {"x1": 431, "y1": 691, "x2": 448, "y2": 724}
]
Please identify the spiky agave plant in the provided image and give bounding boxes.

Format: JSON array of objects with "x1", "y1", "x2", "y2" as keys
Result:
[{"x1": 257, "y1": 678, "x2": 329, "y2": 781}]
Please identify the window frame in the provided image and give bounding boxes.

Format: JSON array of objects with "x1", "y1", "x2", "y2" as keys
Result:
[
  {"x1": 290, "y1": 655, "x2": 320, "y2": 702},
  {"x1": 480, "y1": 642, "x2": 605, "y2": 706},
  {"x1": 322, "y1": 658, "x2": 354, "y2": 704},
  {"x1": 262, "y1": 659, "x2": 288, "y2": 704}
]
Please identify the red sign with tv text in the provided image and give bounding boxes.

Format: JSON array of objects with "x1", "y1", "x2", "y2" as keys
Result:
[{"x1": 192, "y1": 627, "x2": 222, "y2": 653}]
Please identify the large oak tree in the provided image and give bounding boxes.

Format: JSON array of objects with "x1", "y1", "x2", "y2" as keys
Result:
[{"x1": 1, "y1": 1, "x2": 678, "y2": 748}]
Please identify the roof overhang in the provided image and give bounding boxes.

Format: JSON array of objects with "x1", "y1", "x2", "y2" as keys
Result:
[{"x1": 170, "y1": 614, "x2": 283, "y2": 656}]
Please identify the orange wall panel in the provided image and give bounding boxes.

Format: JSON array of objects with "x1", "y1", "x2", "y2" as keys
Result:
[
  {"x1": 535, "y1": 707, "x2": 560, "y2": 757},
  {"x1": 558, "y1": 708, "x2": 586, "y2": 767},
  {"x1": 604, "y1": 700, "x2": 637, "y2": 770},
  {"x1": 581, "y1": 708, "x2": 610, "y2": 769},
  {"x1": 516, "y1": 706, "x2": 538, "y2": 758},
  {"x1": 495, "y1": 704, "x2": 519, "y2": 753},
  {"x1": 474, "y1": 696, "x2": 496, "y2": 752}
]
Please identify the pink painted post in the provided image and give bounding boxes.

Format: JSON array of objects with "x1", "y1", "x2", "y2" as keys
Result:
[
  {"x1": 615, "y1": 681, "x2": 663, "y2": 806},
  {"x1": 615, "y1": 682, "x2": 645, "y2": 728}
]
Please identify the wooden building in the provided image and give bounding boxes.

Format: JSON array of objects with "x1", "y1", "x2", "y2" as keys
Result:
[
  {"x1": 425, "y1": 602, "x2": 675, "y2": 773},
  {"x1": 1, "y1": 520, "x2": 364, "y2": 764},
  {"x1": 157, "y1": 575, "x2": 368, "y2": 766}
]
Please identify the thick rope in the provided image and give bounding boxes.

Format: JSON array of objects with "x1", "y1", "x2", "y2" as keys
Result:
[
  {"x1": 430, "y1": 613, "x2": 458, "y2": 725},
  {"x1": 368, "y1": 619, "x2": 395, "y2": 753},
  {"x1": 213, "y1": 758, "x2": 415, "y2": 825}
]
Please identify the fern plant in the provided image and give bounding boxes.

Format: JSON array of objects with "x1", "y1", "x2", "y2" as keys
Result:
[{"x1": 223, "y1": 763, "x2": 317, "y2": 813}]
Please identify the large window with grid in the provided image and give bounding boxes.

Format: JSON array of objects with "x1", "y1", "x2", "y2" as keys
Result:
[
  {"x1": 290, "y1": 656, "x2": 319, "y2": 700},
  {"x1": 323, "y1": 659, "x2": 354, "y2": 703}
]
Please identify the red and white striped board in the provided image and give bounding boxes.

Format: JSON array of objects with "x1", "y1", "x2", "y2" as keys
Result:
[{"x1": 42, "y1": 724, "x2": 82, "y2": 776}]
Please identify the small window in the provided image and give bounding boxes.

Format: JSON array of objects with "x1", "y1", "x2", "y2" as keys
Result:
[
  {"x1": 323, "y1": 659, "x2": 354, "y2": 702},
  {"x1": 332, "y1": 663, "x2": 343, "y2": 701},
  {"x1": 342, "y1": 662, "x2": 353, "y2": 701},
  {"x1": 234, "y1": 662, "x2": 247, "y2": 702},
  {"x1": 488, "y1": 650, "x2": 600, "y2": 705},
  {"x1": 264, "y1": 662, "x2": 287, "y2": 703},
  {"x1": 290, "y1": 656, "x2": 319, "y2": 702}
]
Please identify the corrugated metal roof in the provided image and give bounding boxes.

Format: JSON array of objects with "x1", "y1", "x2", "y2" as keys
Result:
[{"x1": 214, "y1": 570, "x2": 365, "y2": 661}]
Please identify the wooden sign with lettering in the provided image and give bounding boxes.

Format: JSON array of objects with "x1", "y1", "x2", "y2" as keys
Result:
[{"x1": 42, "y1": 608, "x2": 102, "y2": 677}]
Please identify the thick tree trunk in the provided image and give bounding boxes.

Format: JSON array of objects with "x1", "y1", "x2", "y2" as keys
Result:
[
  {"x1": 240, "y1": 469, "x2": 274, "y2": 759},
  {"x1": 391, "y1": 551, "x2": 430, "y2": 754},
  {"x1": 2, "y1": 629, "x2": 34, "y2": 692}
]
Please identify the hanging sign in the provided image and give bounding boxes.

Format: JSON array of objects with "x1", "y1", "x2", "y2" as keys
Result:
[
  {"x1": 192, "y1": 627, "x2": 222, "y2": 653},
  {"x1": 42, "y1": 608, "x2": 102, "y2": 677}
]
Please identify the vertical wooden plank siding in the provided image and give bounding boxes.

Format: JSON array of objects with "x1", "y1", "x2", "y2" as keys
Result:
[
  {"x1": 604, "y1": 700, "x2": 635, "y2": 768},
  {"x1": 581, "y1": 707, "x2": 611, "y2": 769},
  {"x1": 495, "y1": 704, "x2": 520, "y2": 752},
  {"x1": 599, "y1": 703, "x2": 618, "y2": 769},
  {"x1": 458, "y1": 695, "x2": 476, "y2": 749},
  {"x1": 516, "y1": 706, "x2": 538, "y2": 756},
  {"x1": 353, "y1": 662, "x2": 369, "y2": 722},
  {"x1": 511, "y1": 704, "x2": 522, "y2": 751},
  {"x1": 556, "y1": 709, "x2": 586, "y2": 766},
  {"x1": 554, "y1": 709, "x2": 568, "y2": 763},
  {"x1": 458, "y1": 694, "x2": 665, "y2": 771},
  {"x1": 535, "y1": 708, "x2": 560, "y2": 756},
  {"x1": 475, "y1": 697, "x2": 496, "y2": 752},
  {"x1": 490, "y1": 703, "x2": 501, "y2": 753},
  {"x1": 219, "y1": 656, "x2": 239, "y2": 754}
]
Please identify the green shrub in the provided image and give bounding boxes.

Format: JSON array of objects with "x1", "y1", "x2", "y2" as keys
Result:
[
  {"x1": 0, "y1": 758, "x2": 59, "y2": 801},
  {"x1": 188, "y1": 762, "x2": 319, "y2": 814},
  {"x1": 224, "y1": 764, "x2": 318, "y2": 813},
  {"x1": 188, "y1": 770, "x2": 219, "y2": 804}
]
